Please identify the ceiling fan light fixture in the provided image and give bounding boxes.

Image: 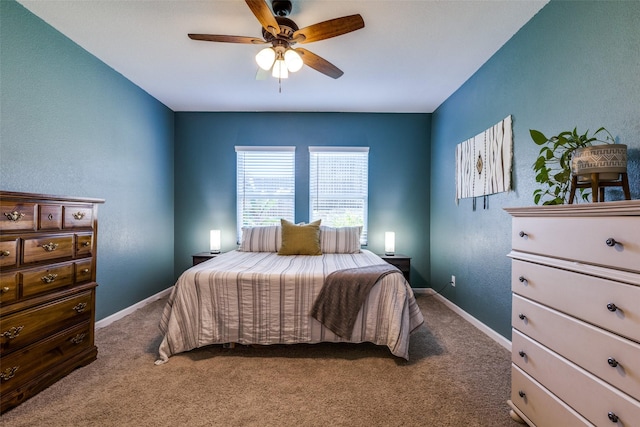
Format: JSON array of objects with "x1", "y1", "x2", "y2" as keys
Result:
[
  {"x1": 272, "y1": 59, "x2": 289, "y2": 79},
  {"x1": 255, "y1": 47, "x2": 276, "y2": 70},
  {"x1": 284, "y1": 49, "x2": 303, "y2": 72}
]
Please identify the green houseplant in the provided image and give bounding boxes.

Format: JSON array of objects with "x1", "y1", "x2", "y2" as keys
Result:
[{"x1": 530, "y1": 127, "x2": 615, "y2": 205}]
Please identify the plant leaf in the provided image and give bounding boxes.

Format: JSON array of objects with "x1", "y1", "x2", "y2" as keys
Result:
[{"x1": 530, "y1": 129, "x2": 548, "y2": 145}]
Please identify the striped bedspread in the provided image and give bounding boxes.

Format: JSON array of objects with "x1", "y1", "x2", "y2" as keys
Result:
[{"x1": 155, "y1": 250, "x2": 424, "y2": 364}]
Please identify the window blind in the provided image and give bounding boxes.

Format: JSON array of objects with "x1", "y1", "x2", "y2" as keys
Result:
[
  {"x1": 309, "y1": 147, "x2": 369, "y2": 244},
  {"x1": 236, "y1": 146, "x2": 295, "y2": 240}
]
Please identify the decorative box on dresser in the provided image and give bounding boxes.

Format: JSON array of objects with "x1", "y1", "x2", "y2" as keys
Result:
[
  {"x1": 0, "y1": 191, "x2": 104, "y2": 413},
  {"x1": 504, "y1": 200, "x2": 640, "y2": 427}
]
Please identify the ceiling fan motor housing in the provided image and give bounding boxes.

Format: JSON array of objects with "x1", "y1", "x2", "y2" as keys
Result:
[
  {"x1": 262, "y1": 17, "x2": 298, "y2": 42},
  {"x1": 272, "y1": 0, "x2": 292, "y2": 17}
]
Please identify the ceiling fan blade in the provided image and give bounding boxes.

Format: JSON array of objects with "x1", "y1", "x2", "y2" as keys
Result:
[
  {"x1": 245, "y1": 0, "x2": 280, "y2": 36},
  {"x1": 255, "y1": 67, "x2": 270, "y2": 80},
  {"x1": 293, "y1": 14, "x2": 364, "y2": 44},
  {"x1": 295, "y1": 48, "x2": 343, "y2": 79},
  {"x1": 188, "y1": 34, "x2": 266, "y2": 44}
]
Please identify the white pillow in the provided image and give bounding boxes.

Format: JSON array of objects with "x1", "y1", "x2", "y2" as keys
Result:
[
  {"x1": 319, "y1": 226, "x2": 362, "y2": 254},
  {"x1": 238, "y1": 225, "x2": 281, "y2": 252}
]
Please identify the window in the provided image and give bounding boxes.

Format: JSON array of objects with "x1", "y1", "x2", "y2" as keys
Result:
[
  {"x1": 236, "y1": 146, "x2": 295, "y2": 239},
  {"x1": 309, "y1": 147, "x2": 369, "y2": 244}
]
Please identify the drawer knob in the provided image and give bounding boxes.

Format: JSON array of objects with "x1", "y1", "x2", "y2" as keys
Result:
[
  {"x1": 605, "y1": 238, "x2": 619, "y2": 247},
  {"x1": 0, "y1": 250, "x2": 10, "y2": 257},
  {"x1": 518, "y1": 313, "x2": 526, "y2": 320},
  {"x1": 607, "y1": 357, "x2": 619, "y2": 368},
  {"x1": 72, "y1": 211, "x2": 86, "y2": 220},
  {"x1": 2, "y1": 325, "x2": 24, "y2": 339},
  {"x1": 518, "y1": 350, "x2": 526, "y2": 358},
  {"x1": 518, "y1": 231, "x2": 528, "y2": 238},
  {"x1": 3, "y1": 211, "x2": 25, "y2": 222},
  {"x1": 71, "y1": 333, "x2": 86, "y2": 344},
  {"x1": 518, "y1": 390, "x2": 526, "y2": 398},
  {"x1": 1, "y1": 286, "x2": 10, "y2": 293},
  {"x1": 518, "y1": 276, "x2": 527, "y2": 283},
  {"x1": 607, "y1": 303, "x2": 618, "y2": 312},
  {"x1": 42, "y1": 242, "x2": 59, "y2": 252},
  {"x1": 73, "y1": 302, "x2": 88, "y2": 313},
  {"x1": 41, "y1": 273, "x2": 58, "y2": 284},
  {"x1": 81, "y1": 241, "x2": 91, "y2": 247},
  {"x1": 0, "y1": 366, "x2": 19, "y2": 381},
  {"x1": 608, "y1": 412, "x2": 619, "y2": 423},
  {"x1": 82, "y1": 268, "x2": 90, "y2": 274}
]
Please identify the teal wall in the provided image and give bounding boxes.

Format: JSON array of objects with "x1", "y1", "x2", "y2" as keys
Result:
[
  {"x1": 173, "y1": 112, "x2": 431, "y2": 284},
  {"x1": 430, "y1": 0, "x2": 640, "y2": 339},
  {"x1": 0, "y1": 0, "x2": 176, "y2": 320}
]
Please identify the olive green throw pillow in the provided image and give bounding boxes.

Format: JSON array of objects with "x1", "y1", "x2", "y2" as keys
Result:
[{"x1": 278, "y1": 219, "x2": 322, "y2": 256}]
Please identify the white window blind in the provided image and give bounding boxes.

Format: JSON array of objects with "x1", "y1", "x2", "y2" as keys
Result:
[
  {"x1": 309, "y1": 147, "x2": 369, "y2": 244},
  {"x1": 236, "y1": 146, "x2": 295, "y2": 240}
]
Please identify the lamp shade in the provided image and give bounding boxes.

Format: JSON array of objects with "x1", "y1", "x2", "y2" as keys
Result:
[
  {"x1": 284, "y1": 49, "x2": 303, "y2": 72},
  {"x1": 255, "y1": 47, "x2": 276, "y2": 71},
  {"x1": 272, "y1": 59, "x2": 289, "y2": 78},
  {"x1": 384, "y1": 232, "x2": 395, "y2": 256},
  {"x1": 210, "y1": 230, "x2": 221, "y2": 254}
]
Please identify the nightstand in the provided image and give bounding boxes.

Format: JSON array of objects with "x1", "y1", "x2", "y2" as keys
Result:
[
  {"x1": 379, "y1": 254, "x2": 411, "y2": 283},
  {"x1": 192, "y1": 252, "x2": 219, "y2": 266}
]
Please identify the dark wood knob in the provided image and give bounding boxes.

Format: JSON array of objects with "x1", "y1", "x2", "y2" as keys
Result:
[
  {"x1": 518, "y1": 276, "x2": 527, "y2": 283},
  {"x1": 607, "y1": 303, "x2": 618, "y2": 312},
  {"x1": 607, "y1": 357, "x2": 619, "y2": 368},
  {"x1": 518, "y1": 390, "x2": 526, "y2": 398},
  {"x1": 518, "y1": 351, "x2": 526, "y2": 358},
  {"x1": 608, "y1": 412, "x2": 619, "y2": 423},
  {"x1": 518, "y1": 313, "x2": 526, "y2": 320}
]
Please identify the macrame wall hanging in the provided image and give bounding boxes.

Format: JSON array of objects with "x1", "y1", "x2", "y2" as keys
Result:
[{"x1": 455, "y1": 115, "x2": 513, "y2": 209}]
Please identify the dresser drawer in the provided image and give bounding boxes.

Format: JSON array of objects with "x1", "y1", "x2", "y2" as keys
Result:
[
  {"x1": 510, "y1": 365, "x2": 592, "y2": 427},
  {"x1": 75, "y1": 233, "x2": 93, "y2": 257},
  {"x1": 0, "y1": 201, "x2": 36, "y2": 232},
  {"x1": 513, "y1": 294, "x2": 640, "y2": 399},
  {"x1": 0, "y1": 273, "x2": 18, "y2": 304},
  {"x1": 21, "y1": 262, "x2": 74, "y2": 298},
  {"x1": 512, "y1": 216, "x2": 639, "y2": 273},
  {"x1": 0, "y1": 321, "x2": 92, "y2": 396},
  {"x1": 63, "y1": 205, "x2": 93, "y2": 229},
  {"x1": 513, "y1": 330, "x2": 640, "y2": 426},
  {"x1": 22, "y1": 234, "x2": 74, "y2": 264},
  {"x1": 0, "y1": 239, "x2": 17, "y2": 268},
  {"x1": 75, "y1": 259, "x2": 93, "y2": 284},
  {"x1": 0, "y1": 290, "x2": 93, "y2": 355},
  {"x1": 38, "y1": 204, "x2": 63, "y2": 230},
  {"x1": 512, "y1": 260, "x2": 640, "y2": 343}
]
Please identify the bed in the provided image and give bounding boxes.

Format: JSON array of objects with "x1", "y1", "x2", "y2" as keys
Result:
[{"x1": 155, "y1": 223, "x2": 424, "y2": 364}]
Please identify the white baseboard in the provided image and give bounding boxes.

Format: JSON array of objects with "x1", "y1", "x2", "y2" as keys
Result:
[
  {"x1": 95, "y1": 287, "x2": 172, "y2": 330},
  {"x1": 412, "y1": 287, "x2": 512, "y2": 351}
]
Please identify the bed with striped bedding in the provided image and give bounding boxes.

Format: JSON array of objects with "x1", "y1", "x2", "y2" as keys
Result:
[{"x1": 155, "y1": 250, "x2": 424, "y2": 364}]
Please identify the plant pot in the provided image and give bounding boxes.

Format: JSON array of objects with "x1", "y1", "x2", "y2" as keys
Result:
[{"x1": 571, "y1": 144, "x2": 627, "y2": 182}]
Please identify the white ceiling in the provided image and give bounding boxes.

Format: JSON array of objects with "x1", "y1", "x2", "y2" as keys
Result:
[{"x1": 18, "y1": 0, "x2": 548, "y2": 113}]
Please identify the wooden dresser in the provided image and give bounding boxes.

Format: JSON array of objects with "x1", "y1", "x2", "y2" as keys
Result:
[
  {"x1": 505, "y1": 201, "x2": 640, "y2": 426},
  {"x1": 0, "y1": 191, "x2": 104, "y2": 413}
]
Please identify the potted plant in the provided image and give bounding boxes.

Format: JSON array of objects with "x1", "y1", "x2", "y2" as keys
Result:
[{"x1": 530, "y1": 127, "x2": 627, "y2": 205}]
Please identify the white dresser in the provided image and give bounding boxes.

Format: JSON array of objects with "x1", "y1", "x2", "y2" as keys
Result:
[{"x1": 505, "y1": 201, "x2": 640, "y2": 427}]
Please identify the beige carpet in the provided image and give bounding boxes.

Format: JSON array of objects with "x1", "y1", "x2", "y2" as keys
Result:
[{"x1": 1, "y1": 294, "x2": 521, "y2": 427}]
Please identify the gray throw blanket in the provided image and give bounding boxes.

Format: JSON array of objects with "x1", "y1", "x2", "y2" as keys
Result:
[{"x1": 310, "y1": 263, "x2": 402, "y2": 339}]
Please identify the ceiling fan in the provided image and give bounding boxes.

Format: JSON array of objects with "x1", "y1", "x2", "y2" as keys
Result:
[{"x1": 188, "y1": 0, "x2": 365, "y2": 80}]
